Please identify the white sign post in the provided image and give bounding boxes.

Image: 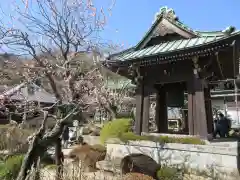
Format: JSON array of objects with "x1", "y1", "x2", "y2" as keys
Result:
[{"x1": 72, "y1": 120, "x2": 79, "y2": 138}]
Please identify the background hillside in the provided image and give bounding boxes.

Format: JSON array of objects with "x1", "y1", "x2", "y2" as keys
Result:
[{"x1": 0, "y1": 52, "x2": 132, "y2": 91}]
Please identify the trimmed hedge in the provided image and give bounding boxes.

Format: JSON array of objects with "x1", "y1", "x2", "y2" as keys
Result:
[
  {"x1": 100, "y1": 118, "x2": 205, "y2": 145},
  {"x1": 119, "y1": 132, "x2": 205, "y2": 145},
  {"x1": 100, "y1": 118, "x2": 132, "y2": 144}
]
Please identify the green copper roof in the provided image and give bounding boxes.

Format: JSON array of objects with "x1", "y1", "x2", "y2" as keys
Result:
[
  {"x1": 112, "y1": 32, "x2": 240, "y2": 61},
  {"x1": 135, "y1": 6, "x2": 237, "y2": 50},
  {"x1": 105, "y1": 79, "x2": 135, "y2": 90},
  {"x1": 109, "y1": 6, "x2": 239, "y2": 62},
  {"x1": 197, "y1": 27, "x2": 236, "y2": 37},
  {"x1": 197, "y1": 31, "x2": 225, "y2": 37}
]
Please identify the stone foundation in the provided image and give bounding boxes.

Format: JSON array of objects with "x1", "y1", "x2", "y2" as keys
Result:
[{"x1": 106, "y1": 138, "x2": 240, "y2": 178}]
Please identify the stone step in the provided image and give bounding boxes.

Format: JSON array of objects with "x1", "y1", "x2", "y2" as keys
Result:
[{"x1": 96, "y1": 160, "x2": 121, "y2": 174}]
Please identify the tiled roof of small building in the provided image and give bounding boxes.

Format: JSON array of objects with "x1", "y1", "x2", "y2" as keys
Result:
[{"x1": 0, "y1": 82, "x2": 56, "y2": 103}]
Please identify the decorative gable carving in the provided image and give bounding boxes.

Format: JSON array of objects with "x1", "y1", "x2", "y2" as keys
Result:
[
  {"x1": 152, "y1": 21, "x2": 175, "y2": 37},
  {"x1": 136, "y1": 6, "x2": 197, "y2": 49}
]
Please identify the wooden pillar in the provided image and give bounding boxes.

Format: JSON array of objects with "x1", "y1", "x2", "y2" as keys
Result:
[
  {"x1": 187, "y1": 77, "x2": 209, "y2": 137},
  {"x1": 155, "y1": 86, "x2": 168, "y2": 133},
  {"x1": 155, "y1": 92, "x2": 160, "y2": 132},
  {"x1": 186, "y1": 57, "x2": 209, "y2": 138},
  {"x1": 142, "y1": 87, "x2": 150, "y2": 133},
  {"x1": 187, "y1": 81, "x2": 195, "y2": 135},
  {"x1": 194, "y1": 78, "x2": 208, "y2": 138},
  {"x1": 134, "y1": 83, "x2": 144, "y2": 135},
  {"x1": 204, "y1": 87, "x2": 214, "y2": 134}
]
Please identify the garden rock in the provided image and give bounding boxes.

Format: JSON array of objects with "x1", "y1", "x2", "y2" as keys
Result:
[
  {"x1": 90, "y1": 126, "x2": 101, "y2": 136},
  {"x1": 82, "y1": 127, "x2": 91, "y2": 135},
  {"x1": 82, "y1": 124, "x2": 102, "y2": 136},
  {"x1": 121, "y1": 154, "x2": 160, "y2": 180}
]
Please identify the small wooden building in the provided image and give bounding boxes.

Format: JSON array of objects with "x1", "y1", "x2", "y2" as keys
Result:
[
  {"x1": 0, "y1": 82, "x2": 57, "y2": 126},
  {"x1": 105, "y1": 7, "x2": 240, "y2": 138}
]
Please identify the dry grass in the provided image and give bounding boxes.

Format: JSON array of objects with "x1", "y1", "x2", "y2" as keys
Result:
[
  {"x1": 37, "y1": 156, "x2": 240, "y2": 180},
  {"x1": 122, "y1": 173, "x2": 155, "y2": 180},
  {"x1": 40, "y1": 159, "x2": 121, "y2": 180},
  {"x1": 0, "y1": 124, "x2": 34, "y2": 153}
]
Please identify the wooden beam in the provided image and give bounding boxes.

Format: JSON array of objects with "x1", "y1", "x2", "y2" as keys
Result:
[{"x1": 144, "y1": 62, "x2": 192, "y2": 85}]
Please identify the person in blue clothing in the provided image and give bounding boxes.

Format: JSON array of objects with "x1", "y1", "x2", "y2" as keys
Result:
[{"x1": 213, "y1": 112, "x2": 231, "y2": 138}]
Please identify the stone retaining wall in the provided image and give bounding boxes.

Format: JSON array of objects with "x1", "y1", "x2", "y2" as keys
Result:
[{"x1": 106, "y1": 138, "x2": 240, "y2": 176}]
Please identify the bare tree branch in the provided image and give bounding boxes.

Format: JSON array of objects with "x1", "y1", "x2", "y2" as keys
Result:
[{"x1": 0, "y1": 0, "x2": 126, "y2": 179}]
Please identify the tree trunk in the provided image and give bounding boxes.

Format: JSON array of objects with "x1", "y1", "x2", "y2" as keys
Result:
[
  {"x1": 17, "y1": 108, "x2": 77, "y2": 180},
  {"x1": 16, "y1": 111, "x2": 48, "y2": 180},
  {"x1": 16, "y1": 135, "x2": 44, "y2": 180},
  {"x1": 105, "y1": 105, "x2": 117, "y2": 120},
  {"x1": 55, "y1": 137, "x2": 63, "y2": 180}
]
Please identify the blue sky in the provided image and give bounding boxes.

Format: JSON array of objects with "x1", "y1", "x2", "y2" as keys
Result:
[
  {"x1": 0, "y1": 0, "x2": 239, "y2": 50},
  {"x1": 98, "y1": 0, "x2": 240, "y2": 48}
]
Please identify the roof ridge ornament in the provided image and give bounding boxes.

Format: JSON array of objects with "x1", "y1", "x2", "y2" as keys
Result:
[
  {"x1": 222, "y1": 26, "x2": 236, "y2": 35},
  {"x1": 153, "y1": 6, "x2": 178, "y2": 23}
]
